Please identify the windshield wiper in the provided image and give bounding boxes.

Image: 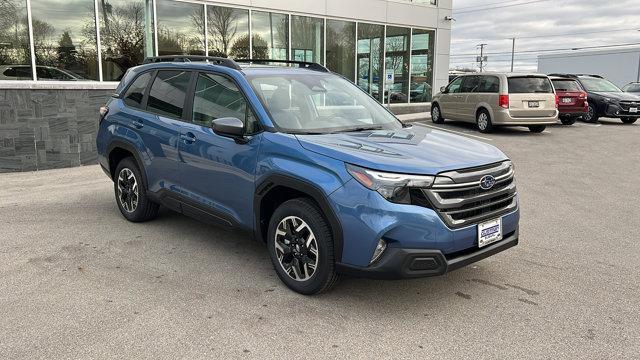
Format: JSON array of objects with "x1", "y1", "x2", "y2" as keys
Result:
[{"x1": 340, "y1": 126, "x2": 385, "y2": 133}]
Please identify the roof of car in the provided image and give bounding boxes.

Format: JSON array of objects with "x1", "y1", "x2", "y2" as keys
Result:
[
  {"x1": 456, "y1": 72, "x2": 550, "y2": 77},
  {"x1": 131, "y1": 61, "x2": 331, "y2": 77}
]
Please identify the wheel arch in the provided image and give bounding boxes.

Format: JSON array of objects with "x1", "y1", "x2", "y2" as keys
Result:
[
  {"x1": 107, "y1": 140, "x2": 148, "y2": 188},
  {"x1": 254, "y1": 174, "x2": 344, "y2": 262}
]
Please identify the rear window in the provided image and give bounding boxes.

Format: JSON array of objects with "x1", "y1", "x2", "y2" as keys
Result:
[
  {"x1": 508, "y1": 77, "x2": 553, "y2": 94},
  {"x1": 552, "y1": 79, "x2": 582, "y2": 92}
]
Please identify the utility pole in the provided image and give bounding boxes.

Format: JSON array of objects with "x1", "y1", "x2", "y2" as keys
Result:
[
  {"x1": 510, "y1": 38, "x2": 516, "y2": 72},
  {"x1": 477, "y1": 43, "x2": 487, "y2": 72}
]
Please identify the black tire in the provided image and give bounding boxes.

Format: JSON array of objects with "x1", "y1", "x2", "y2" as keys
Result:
[
  {"x1": 621, "y1": 117, "x2": 637, "y2": 124},
  {"x1": 583, "y1": 104, "x2": 599, "y2": 123},
  {"x1": 114, "y1": 157, "x2": 159, "y2": 222},
  {"x1": 431, "y1": 104, "x2": 445, "y2": 124},
  {"x1": 560, "y1": 116, "x2": 576, "y2": 125},
  {"x1": 267, "y1": 198, "x2": 340, "y2": 295},
  {"x1": 528, "y1": 125, "x2": 546, "y2": 133},
  {"x1": 476, "y1": 109, "x2": 493, "y2": 133}
]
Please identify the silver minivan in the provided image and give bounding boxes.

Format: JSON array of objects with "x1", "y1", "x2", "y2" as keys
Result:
[{"x1": 431, "y1": 73, "x2": 558, "y2": 133}]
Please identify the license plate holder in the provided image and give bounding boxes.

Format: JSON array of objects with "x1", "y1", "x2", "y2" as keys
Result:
[
  {"x1": 478, "y1": 218, "x2": 503, "y2": 248},
  {"x1": 562, "y1": 98, "x2": 572, "y2": 103},
  {"x1": 528, "y1": 101, "x2": 540, "y2": 108},
  {"x1": 630, "y1": 107, "x2": 638, "y2": 113}
]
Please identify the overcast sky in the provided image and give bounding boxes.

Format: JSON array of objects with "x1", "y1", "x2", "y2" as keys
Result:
[{"x1": 450, "y1": 0, "x2": 640, "y2": 72}]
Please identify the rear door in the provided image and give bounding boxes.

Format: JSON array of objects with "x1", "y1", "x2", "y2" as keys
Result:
[
  {"x1": 507, "y1": 76, "x2": 556, "y2": 118},
  {"x1": 177, "y1": 71, "x2": 262, "y2": 229}
]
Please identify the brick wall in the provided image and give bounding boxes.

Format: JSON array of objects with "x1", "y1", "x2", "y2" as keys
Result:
[{"x1": 0, "y1": 89, "x2": 112, "y2": 173}]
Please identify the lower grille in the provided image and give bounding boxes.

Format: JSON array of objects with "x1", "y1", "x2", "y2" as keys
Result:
[{"x1": 418, "y1": 161, "x2": 518, "y2": 228}]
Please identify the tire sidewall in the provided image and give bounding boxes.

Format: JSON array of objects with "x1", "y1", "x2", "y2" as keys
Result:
[
  {"x1": 476, "y1": 110, "x2": 492, "y2": 133},
  {"x1": 114, "y1": 158, "x2": 150, "y2": 222},
  {"x1": 431, "y1": 104, "x2": 443, "y2": 123},
  {"x1": 267, "y1": 199, "x2": 334, "y2": 295},
  {"x1": 584, "y1": 104, "x2": 598, "y2": 123}
]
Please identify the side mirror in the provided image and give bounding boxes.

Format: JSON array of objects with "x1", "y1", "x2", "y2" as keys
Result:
[
  {"x1": 211, "y1": 117, "x2": 244, "y2": 138},
  {"x1": 440, "y1": 86, "x2": 447, "y2": 94}
]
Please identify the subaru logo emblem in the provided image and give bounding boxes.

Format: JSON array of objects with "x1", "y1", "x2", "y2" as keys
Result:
[{"x1": 479, "y1": 175, "x2": 496, "y2": 190}]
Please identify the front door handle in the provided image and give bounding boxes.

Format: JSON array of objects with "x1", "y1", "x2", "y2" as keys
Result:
[
  {"x1": 180, "y1": 132, "x2": 196, "y2": 144},
  {"x1": 132, "y1": 120, "x2": 144, "y2": 129}
]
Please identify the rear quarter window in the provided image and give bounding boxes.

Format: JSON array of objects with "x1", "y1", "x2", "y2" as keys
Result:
[
  {"x1": 508, "y1": 77, "x2": 553, "y2": 94},
  {"x1": 123, "y1": 72, "x2": 152, "y2": 109}
]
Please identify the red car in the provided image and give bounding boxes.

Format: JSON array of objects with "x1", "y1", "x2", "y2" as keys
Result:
[{"x1": 550, "y1": 76, "x2": 588, "y2": 125}]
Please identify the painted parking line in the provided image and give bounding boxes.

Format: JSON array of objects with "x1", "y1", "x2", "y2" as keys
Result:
[{"x1": 415, "y1": 122, "x2": 493, "y2": 142}]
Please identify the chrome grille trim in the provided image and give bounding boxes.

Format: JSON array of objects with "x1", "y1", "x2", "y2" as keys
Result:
[{"x1": 422, "y1": 161, "x2": 518, "y2": 228}]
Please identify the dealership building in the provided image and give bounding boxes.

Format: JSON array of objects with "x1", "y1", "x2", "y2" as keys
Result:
[{"x1": 0, "y1": 0, "x2": 452, "y2": 172}]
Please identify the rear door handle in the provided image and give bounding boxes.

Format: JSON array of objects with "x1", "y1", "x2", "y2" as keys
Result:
[
  {"x1": 180, "y1": 132, "x2": 196, "y2": 144},
  {"x1": 132, "y1": 120, "x2": 144, "y2": 129}
]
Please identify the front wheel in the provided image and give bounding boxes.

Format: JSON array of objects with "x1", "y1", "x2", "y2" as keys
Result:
[
  {"x1": 528, "y1": 125, "x2": 546, "y2": 133},
  {"x1": 431, "y1": 104, "x2": 445, "y2": 124},
  {"x1": 267, "y1": 198, "x2": 340, "y2": 295},
  {"x1": 621, "y1": 117, "x2": 637, "y2": 124}
]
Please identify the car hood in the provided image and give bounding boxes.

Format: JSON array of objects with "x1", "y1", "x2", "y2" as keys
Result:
[
  {"x1": 295, "y1": 125, "x2": 508, "y2": 175},
  {"x1": 591, "y1": 91, "x2": 640, "y2": 101}
]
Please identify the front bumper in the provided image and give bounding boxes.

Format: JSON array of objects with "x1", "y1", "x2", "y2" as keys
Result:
[
  {"x1": 604, "y1": 103, "x2": 640, "y2": 117},
  {"x1": 337, "y1": 228, "x2": 518, "y2": 279}
]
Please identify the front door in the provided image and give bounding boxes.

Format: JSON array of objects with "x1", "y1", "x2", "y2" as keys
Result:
[
  {"x1": 440, "y1": 76, "x2": 465, "y2": 119},
  {"x1": 178, "y1": 72, "x2": 262, "y2": 229}
]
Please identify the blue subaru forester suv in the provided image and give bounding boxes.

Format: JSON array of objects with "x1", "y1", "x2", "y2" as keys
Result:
[{"x1": 96, "y1": 56, "x2": 519, "y2": 294}]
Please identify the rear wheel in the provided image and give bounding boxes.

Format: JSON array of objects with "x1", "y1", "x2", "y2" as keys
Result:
[
  {"x1": 583, "y1": 104, "x2": 599, "y2": 123},
  {"x1": 621, "y1": 117, "x2": 637, "y2": 124},
  {"x1": 114, "y1": 157, "x2": 159, "y2": 222},
  {"x1": 267, "y1": 198, "x2": 340, "y2": 295},
  {"x1": 560, "y1": 116, "x2": 576, "y2": 125},
  {"x1": 528, "y1": 125, "x2": 546, "y2": 133},
  {"x1": 476, "y1": 109, "x2": 493, "y2": 133},
  {"x1": 431, "y1": 104, "x2": 445, "y2": 124}
]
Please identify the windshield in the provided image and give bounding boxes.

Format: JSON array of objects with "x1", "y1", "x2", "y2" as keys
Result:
[
  {"x1": 580, "y1": 77, "x2": 621, "y2": 92},
  {"x1": 623, "y1": 83, "x2": 640, "y2": 92},
  {"x1": 247, "y1": 72, "x2": 402, "y2": 134}
]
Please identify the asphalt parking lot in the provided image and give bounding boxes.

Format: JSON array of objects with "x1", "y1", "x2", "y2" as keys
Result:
[{"x1": 1, "y1": 118, "x2": 638, "y2": 359}]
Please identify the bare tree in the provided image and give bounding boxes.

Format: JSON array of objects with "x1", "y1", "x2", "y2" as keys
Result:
[{"x1": 208, "y1": 7, "x2": 240, "y2": 57}]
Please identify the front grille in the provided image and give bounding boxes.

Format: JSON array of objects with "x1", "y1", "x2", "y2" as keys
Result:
[
  {"x1": 418, "y1": 161, "x2": 518, "y2": 228},
  {"x1": 619, "y1": 101, "x2": 640, "y2": 111}
]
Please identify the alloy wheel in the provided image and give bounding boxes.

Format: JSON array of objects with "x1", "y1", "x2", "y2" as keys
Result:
[
  {"x1": 432, "y1": 106, "x2": 440, "y2": 121},
  {"x1": 117, "y1": 168, "x2": 139, "y2": 213},
  {"x1": 478, "y1": 113, "x2": 488, "y2": 130},
  {"x1": 274, "y1": 216, "x2": 319, "y2": 282}
]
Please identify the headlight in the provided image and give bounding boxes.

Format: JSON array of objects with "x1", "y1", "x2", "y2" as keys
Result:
[
  {"x1": 346, "y1": 164, "x2": 434, "y2": 203},
  {"x1": 604, "y1": 97, "x2": 618, "y2": 104}
]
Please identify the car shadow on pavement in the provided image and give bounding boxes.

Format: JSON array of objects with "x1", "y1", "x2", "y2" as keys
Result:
[{"x1": 436, "y1": 120, "x2": 555, "y2": 136}]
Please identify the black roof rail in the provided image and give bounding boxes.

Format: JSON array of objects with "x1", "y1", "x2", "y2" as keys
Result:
[
  {"x1": 234, "y1": 59, "x2": 329, "y2": 73},
  {"x1": 143, "y1": 55, "x2": 242, "y2": 70},
  {"x1": 548, "y1": 73, "x2": 578, "y2": 78}
]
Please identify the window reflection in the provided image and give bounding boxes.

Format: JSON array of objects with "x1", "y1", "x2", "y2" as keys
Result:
[
  {"x1": 385, "y1": 26, "x2": 410, "y2": 104},
  {"x1": 291, "y1": 15, "x2": 323, "y2": 64},
  {"x1": 0, "y1": 0, "x2": 32, "y2": 80},
  {"x1": 98, "y1": 0, "x2": 153, "y2": 81},
  {"x1": 156, "y1": 0, "x2": 204, "y2": 56},
  {"x1": 410, "y1": 28, "x2": 435, "y2": 103},
  {"x1": 357, "y1": 23, "x2": 384, "y2": 102},
  {"x1": 251, "y1": 11, "x2": 288, "y2": 60},
  {"x1": 326, "y1": 19, "x2": 355, "y2": 81},
  {"x1": 31, "y1": 0, "x2": 98, "y2": 80},
  {"x1": 207, "y1": 5, "x2": 248, "y2": 58}
]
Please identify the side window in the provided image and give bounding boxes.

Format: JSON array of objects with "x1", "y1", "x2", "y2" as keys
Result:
[
  {"x1": 147, "y1": 70, "x2": 191, "y2": 119},
  {"x1": 123, "y1": 72, "x2": 152, "y2": 109},
  {"x1": 192, "y1": 73, "x2": 259, "y2": 134},
  {"x1": 478, "y1": 76, "x2": 500, "y2": 93},
  {"x1": 460, "y1": 76, "x2": 481, "y2": 93},
  {"x1": 447, "y1": 76, "x2": 464, "y2": 94}
]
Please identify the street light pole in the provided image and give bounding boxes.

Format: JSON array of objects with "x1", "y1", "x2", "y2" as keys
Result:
[{"x1": 477, "y1": 43, "x2": 487, "y2": 72}]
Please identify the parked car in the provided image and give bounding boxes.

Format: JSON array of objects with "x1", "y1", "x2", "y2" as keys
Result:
[
  {"x1": 550, "y1": 76, "x2": 588, "y2": 125},
  {"x1": 0, "y1": 64, "x2": 84, "y2": 81},
  {"x1": 549, "y1": 74, "x2": 639, "y2": 124},
  {"x1": 96, "y1": 56, "x2": 520, "y2": 295},
  {"x1": 622, "y1": 82, "x2": 640, "y2": 96},
  {"x1": 431, "y1": 73, "x2": 558, "y2": 133}
]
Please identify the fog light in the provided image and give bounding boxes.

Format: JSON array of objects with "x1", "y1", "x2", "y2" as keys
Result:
[{"x1": 370, "y1": 239, "x2": 387, "y2": 264}]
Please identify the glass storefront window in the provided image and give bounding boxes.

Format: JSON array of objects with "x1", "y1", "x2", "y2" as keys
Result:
[
  {"x1": 326, "y1": 19, "x2": 355, "y2": 81},
  {"x1": 291, "y1": 15, "x2": 323, "y2": 64},
  {"x1": 357, "y1": 23, "x2": 384, "y2": 102},
  {"x1": 385, "y1": 26, "x2": 410, "y2": 104},
  {"x1": 410, "y1": 28, "x2": 435, "y2": 103},
  {"x1": 31, "y1": 0, "x2": 99, "y2": 81},
  {"x1": 207, "y1": 5, "x2": 248, "y2": 58},
  {"x1": 251, "y1": 11, "x2": 288, "y2": 60},
  {"x1": 0, "y1": 0, "x2": 32, "y2": 80},
  {"x1": 98, "y1": 0, "x2": 153, "y2": 81},
  {"x1": 156, "y1": 0, "x2": 204, "y2": 56}
]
